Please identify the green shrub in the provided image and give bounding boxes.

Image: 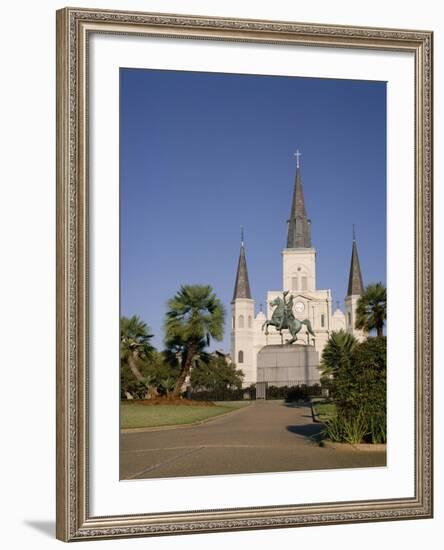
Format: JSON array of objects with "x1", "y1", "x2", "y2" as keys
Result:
[
  {"x1": 321, "y1": 336, "x2": 386, "y2": 444},
  {"x1": 322, "y1": 416, "x2": 345, "y2": 442},
  {"x1": 368, "y1": 413, "x2": 386, "y2": 444},
  {"x1": 190, "y1": 355, "x2": 244, "y2": 393},
  {"x1": 263, "y1": 384, "x2": 321, "y2": 401},
  {"x1": 342, "y1": 413, "x2": 368, "y2": 445},
  {"x1": 190, "y1": 386, "x2": 256, "y2": 401}
]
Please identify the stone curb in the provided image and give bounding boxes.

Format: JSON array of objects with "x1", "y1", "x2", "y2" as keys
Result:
[
  {"x1": 120, "y1": 402, "x2": 252, "y2": 434},
  {"x1": 319, "y1": 440, "x2": 387, "y2": 452}
]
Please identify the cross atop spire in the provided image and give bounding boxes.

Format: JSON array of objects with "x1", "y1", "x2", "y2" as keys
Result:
[
  {"x1": 294, "y1": 149, "x2": 302, "y2": 169},
  {"x1": 241, "y1": 226, "x2": 244, "y2": 246},
  {"x1": 353, "y1": 223, "x2": 356, "y2": 241}
]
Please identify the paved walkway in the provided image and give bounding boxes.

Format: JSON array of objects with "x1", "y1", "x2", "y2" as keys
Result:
[{"x1": 120, "y1": 400, "x2": 386, "y2": 479}]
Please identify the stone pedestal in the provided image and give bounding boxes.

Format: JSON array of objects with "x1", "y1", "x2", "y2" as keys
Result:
[{"x1": 256, "y1": 344, "x2": 320, "y2": 389}]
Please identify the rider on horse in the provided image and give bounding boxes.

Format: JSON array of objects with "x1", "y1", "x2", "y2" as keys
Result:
[
  {"x1": 262, "y1": 291, "x2": 315, "y2": 345},
  {"x1": 277, "y1": 291, "x2": 295, "y2": 332}
]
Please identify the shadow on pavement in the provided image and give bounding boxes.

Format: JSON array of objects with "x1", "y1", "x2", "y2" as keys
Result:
[
  {"x1": 282, "y1": 401, "x2": 311, "y2": 409},
  {"x1": 286, "y1": 423, "x2": 325, "y2": 442}
]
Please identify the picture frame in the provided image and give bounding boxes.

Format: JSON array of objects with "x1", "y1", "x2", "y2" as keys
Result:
[{"x1": 56, "y1": 6, "x2": 433, "y2": 542}]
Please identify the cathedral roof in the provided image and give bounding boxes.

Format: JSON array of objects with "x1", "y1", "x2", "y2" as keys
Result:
[
  {"x1": 287, "y1": 154, "x2": 312, "y2": 248},
  {"x1": 333, "y1": 308, "x2": 345, "y2": 318},
  {"x1": 347, "y1": 236, "x2": 364, "y2": 296},
  {"x1": 232, "y1": 239, "x2": 252, "y2": 301}
]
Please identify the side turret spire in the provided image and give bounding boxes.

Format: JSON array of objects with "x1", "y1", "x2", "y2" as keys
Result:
[
  {"x1": 287, "y1": 150, "x2": 312, "y2": 248},
  {"x1": 347, "y1": 227, "x2": 364, "y2": 296},
  {"x1": 232, "y1": 228, "x2": 252, "y2": 301}
]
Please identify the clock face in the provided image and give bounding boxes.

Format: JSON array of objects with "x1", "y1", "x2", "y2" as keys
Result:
[{"x1": 294, "y1": 301, "x2": 305, "y2": 313}]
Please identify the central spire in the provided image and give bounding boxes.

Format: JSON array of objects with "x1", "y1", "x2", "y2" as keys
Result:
[
  {"x1": 287, "y1": 150, "x2": 312, "y2": 248},
  {"x1": 232, "y1": 228, "x2": 252, "y2": 301}
]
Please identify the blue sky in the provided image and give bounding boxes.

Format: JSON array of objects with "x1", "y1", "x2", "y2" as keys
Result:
[{"x1": 120, "y1": 68, "x2": 386, "y2": 351}]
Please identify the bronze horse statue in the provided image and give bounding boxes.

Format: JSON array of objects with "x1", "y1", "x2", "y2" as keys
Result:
[{"x1": 262, "y1": 294, "x2": 315, "y2": 345}]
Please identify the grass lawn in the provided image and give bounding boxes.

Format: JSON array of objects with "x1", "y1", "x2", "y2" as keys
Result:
[
  {"x1": 120, "y1": 401, "x2": 251, "y2": 429},
  {"x1": 312, "y1": 400, "x2": 336, "y2": 421}
]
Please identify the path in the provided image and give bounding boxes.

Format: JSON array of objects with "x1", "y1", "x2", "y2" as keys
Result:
[{"x1": 120, "y1": 400, "x2": 386, "y2": 479}]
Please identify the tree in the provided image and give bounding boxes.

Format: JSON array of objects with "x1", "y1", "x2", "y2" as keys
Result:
[
  {"x1": 146, "y1": 350, "x2": 180, "y2": 397},
  {"x1": 164, "y1": 285, "x2": 225, "y2": 397},
  {"x1": 190, "y1": 354, "x2": 244, "y2": 392},
  {"x1": 355, "y1": 282, "x2": 387, "y2": 337},
  {"x1": 320, "y1": 330, "x2": 358, "y2": 380},
  {"x1": 120, "y1": 315, "x2": 154, "y2": 397}
]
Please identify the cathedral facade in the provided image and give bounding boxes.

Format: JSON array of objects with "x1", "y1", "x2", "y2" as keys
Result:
[{"x1": 230, "y1": 154, "x2": 366, "y2": 387}]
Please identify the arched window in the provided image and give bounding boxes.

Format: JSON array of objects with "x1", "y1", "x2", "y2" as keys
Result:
[
  {"x1": 301, "y1": 276, "x2": 308, "y2": 291},
  {"x1": 248, "y1": 315, "x2": 252, "y2": 328},
  {"x1": 238, "y1": 315, "x2": 244, "y2": 328},
  {"x1": 232, "y1": 316, "x2": 235, "y2": 329},
  {"x1": 238, "y1": 350, "x2": 244, "y2": 363},
  {"x1": 321, "y1": 314, "x2": 325, "y2": 327},
  {"x1": 292, "y1": 277, "x2": 298, "y2": 291},
  {"x1": 348, "y1": 312, "x2": 352, "y2": 325}
]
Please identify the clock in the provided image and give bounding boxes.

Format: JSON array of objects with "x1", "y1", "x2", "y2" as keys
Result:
[{"x1": 294, "y1": 301, "x2": 305, "y2": 313}]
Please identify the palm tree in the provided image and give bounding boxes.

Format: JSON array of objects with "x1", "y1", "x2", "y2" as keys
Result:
[
  {"x1": 164, "y1": 284, "x2": 225, "y2": 397},
  {"x1": 320, "y1": 330, "x2": 358, "y2": 380},
  {"x1": 120, "y1": 315, "x2": 154, "y2": 384},
  {"x1": 355, "y1": 282, "x2": 387, "y2": 337}
]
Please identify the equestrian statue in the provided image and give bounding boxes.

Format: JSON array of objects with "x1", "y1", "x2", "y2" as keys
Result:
[{"x1": 262, "y1": 290, "x2": 315, "y2": 345}]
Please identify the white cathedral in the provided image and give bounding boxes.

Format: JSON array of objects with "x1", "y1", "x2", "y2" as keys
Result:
[{"x1": 230, "y1": 152, "x2": 366, "y2": 387}]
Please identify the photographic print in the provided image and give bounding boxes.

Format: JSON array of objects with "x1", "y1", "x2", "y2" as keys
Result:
[
  {"x1": 56, "y1": 8, "x2": 432, "y2": 540},
  {"x1": 119, "y1": 68, "x2": 387, "y2": 480}
]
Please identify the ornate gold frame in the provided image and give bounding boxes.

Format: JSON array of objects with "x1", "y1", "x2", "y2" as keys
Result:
[{"x1": 56, "y1": 7, "x2": 433, "y2": 542}]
